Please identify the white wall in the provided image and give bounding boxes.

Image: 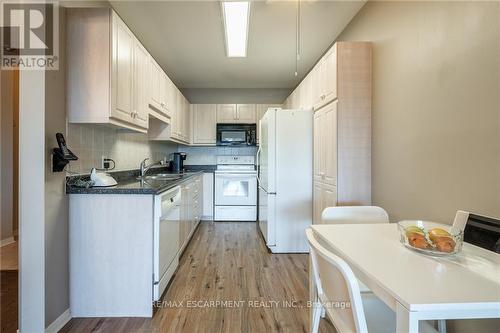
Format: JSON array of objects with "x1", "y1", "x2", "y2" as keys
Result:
[{"x1": 44, "y1": 8, "x2": 69, "y2": 327}]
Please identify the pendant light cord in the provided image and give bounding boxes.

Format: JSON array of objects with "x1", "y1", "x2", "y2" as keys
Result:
[{"x1": 295, "y1": 0, "x2": 301, "y2": 77}]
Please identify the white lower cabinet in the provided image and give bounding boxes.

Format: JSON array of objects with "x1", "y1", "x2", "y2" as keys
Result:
[
  {"x1": 202, "y1": 173, "x2": 214, "y2": 219},
  {"x1": 69, "y1": 174, "x2": 203, "y2": 317},
  {"x1": 313, "y1": 181, "x2": 337, "y2": 224}
]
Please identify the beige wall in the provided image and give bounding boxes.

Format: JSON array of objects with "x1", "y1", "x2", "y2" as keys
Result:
[
  {"x1": 337, "y1": 0, "x2": 500, "y2": 224},
  {"x1": 336, "y1": 1, "x2": 499, "y2": 332},
  {"x1": 1, "y1": 70, "x2": 14, "y2": 242}
]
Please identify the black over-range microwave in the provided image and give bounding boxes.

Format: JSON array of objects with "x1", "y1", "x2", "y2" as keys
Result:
[{"x1": 216, "y1": 124, "x2": 256, "y2": 146}]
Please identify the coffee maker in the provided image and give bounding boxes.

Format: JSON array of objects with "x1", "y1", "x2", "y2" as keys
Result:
[{"x1": 170, "y1": 152, "x2": 186, "y2": 173}]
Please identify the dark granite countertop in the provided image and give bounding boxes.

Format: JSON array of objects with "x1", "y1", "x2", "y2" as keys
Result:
[
  {"x1": 183, "y1": 165, "x2": 216, "y2": 172},
  {"x1": 66, "y1": 166, "x2": 212, "y2": 195}
]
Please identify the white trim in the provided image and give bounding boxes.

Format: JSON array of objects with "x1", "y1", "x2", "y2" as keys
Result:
[
  {"x1": 0, "y1": 236, "x2": 15, "y2": 247},
  {"x1": 19, "y1": 64, "x2": 45, "y2": 333},
  {"x1": 45, "y1": 309, "x2": 71, "y2": 333}
]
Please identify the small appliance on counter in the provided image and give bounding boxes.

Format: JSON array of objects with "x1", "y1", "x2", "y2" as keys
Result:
[
  {"x1": 169, "y1": 152, "x2": 187, "y2": 173},
  {"x1": 90, "y1": 168, "x2": 117, "y2": 187}
]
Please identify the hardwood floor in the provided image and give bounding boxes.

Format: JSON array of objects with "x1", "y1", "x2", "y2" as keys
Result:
[
  {"x1": 0, "y1": 271, "x2": 18, "y2": 333},
  {"x1": 1, "y1": 241, "x2": 18, "y2": 333},
  {"x1": 0, "y1": 242, "x2": 18, "y2": 271},
  {"x1": 61, "y1": 222, "x2": 335, "y2": 333}
]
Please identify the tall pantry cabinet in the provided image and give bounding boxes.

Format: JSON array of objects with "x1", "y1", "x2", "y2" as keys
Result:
[{"x1": 311, "y1": 42, "x2": 372, "y2": 224}]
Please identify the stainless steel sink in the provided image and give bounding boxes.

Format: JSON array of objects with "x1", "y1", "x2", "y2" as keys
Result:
[
  {"x1": 137, "y1": 174, "x2": 183, "y2": 181},
  {"x1": 155, "y1": 173, "x2": 185, "y2": 179}
]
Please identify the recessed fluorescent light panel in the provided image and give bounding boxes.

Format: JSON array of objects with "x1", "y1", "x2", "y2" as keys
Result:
[{"x1": 222, "y1": 1, "x2": 250, "y2": 57}]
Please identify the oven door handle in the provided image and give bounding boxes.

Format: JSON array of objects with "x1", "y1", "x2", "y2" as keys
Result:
[{"x1": 216, "y1": 173, "x2": 256, "y2": 179}]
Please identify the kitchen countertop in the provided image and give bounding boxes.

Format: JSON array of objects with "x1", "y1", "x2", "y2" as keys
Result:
[{"x1": 66, "y1": 166, "x2": 213, "y2": 195}]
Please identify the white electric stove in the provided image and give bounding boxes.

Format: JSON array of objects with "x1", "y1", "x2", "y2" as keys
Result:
[{"x1": 214, "y1": 156, "x2": 257, "y2": 221}]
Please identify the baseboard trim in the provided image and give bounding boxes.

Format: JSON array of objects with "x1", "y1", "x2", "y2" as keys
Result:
[
  {"x1": 45, "y1": 309, "x2": 71, "y2": 333},
  {"x1": 0, "y1": 237, "x2": 15, "y2": 247}
]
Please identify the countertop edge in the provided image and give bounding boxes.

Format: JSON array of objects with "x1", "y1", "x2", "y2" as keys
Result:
[{"x1": 66, "y1": 171, "x2": 205, "y2": 195}]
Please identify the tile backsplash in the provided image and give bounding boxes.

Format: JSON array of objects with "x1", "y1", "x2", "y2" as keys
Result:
[
  {"x1": 179, "y1": 146, "x2": 257, "y2": 165},
  {"x1": 66, "y1": 123, "x2": 178, "y2": 174}
]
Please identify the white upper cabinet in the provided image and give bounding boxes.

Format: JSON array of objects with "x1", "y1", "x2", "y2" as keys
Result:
[
  {"x1": 149, "y1": 58, "x2": 171, "y2": 122},
  {"x1": 132, "y1": 40, "x2": 150, "y2": 129},
  {"x1": 67, "y1": 8, "x2": 147, "y2": 132},
  {"x1": 192, "y1": 104, "x2": 217, "y2": 145},
  {"x1": 236, "y1": 104, "x2": 256, "y2": 123},
  {"x1": 149, "y1": 59, "x2": 163, "y2": 114},
  {"x1": 174, "y1": 89, "x2": 183, "y2": 140},
  {"x1": 182, "y1": 95, "x2": 190, "y2": 143},
  {"x1": 299, "y1": 73, "x2": 313, "y2": 110},
  {"x1": 321, "y1": 44, "x2": 338, "y2": 106},
  {"x1": 112, "y1": 13, "x2": 134, "y2": 123},
  {"x1": 313, "y1": 44, "x2": 337, "y2": 109},
  {"x1": 216, "y1": 104, "x2": 237, "y2": 123},
  {"x1": 216, "y1": 104, "x2": 256, "y2": 124}
]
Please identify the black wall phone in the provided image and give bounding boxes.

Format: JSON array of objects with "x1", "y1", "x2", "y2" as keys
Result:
[{"x1": 53, "y1": 133, "x2": 78, "y2": 172}]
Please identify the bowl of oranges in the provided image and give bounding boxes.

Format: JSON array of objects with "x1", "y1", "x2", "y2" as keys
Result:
[{"x1": 398, "y1": 220, "x2": 463, "y2": 256}]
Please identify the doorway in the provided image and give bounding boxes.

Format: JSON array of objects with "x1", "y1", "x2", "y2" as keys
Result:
[{"x1": 0, "y1": 67, "x2": 19, "y2": 333}]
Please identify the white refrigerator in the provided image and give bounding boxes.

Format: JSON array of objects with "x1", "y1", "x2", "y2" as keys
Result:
[{"x1": 257, "y1": 108, "x2": 313, "y2": 253}]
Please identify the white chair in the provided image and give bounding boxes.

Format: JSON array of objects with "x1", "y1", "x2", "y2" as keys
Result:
[
  {"x1": 452, "y1": 210, "x2": 470, "y2": 232},
  {"x1": 320, "y1": 206, "x2": 389, "y2": 294},
  {"x1": 306, "y1": 228, "x2": 438, "y2": 333},
  {"x1": 321, "y1": 206, "x2": 389, "y2": 225}
]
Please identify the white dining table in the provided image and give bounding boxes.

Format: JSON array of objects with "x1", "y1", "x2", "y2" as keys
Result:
[{"x1": 310, "y1": 223, "x2": 500, "y2": 333}]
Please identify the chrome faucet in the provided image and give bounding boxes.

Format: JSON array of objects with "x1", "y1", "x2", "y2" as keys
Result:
[{"x1": 139, "y1": 158, "x2": 160, "y2": 177}]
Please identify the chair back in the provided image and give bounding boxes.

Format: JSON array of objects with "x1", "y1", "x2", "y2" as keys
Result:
[
  {"x1": 306, "y1": 228, "x2": 367, "y2": 333},
  {"x1": 321, "y1": 206, "x2": 389, "y2": 225}
]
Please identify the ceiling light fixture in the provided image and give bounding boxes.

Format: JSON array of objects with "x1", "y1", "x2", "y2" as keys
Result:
[{"x1": 221, "y1": 1, "x2": 250, "y2": 57}]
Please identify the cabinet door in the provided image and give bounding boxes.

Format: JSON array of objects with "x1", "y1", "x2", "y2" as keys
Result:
[
  {"x1": 236, "y1": 104, "x2": 256, "y2": 123},
  {"x1": 299, "y1": 74, "x2": 312, "y2": 110},
  {"x1": 311, "y1": 62, "x2": 323, "y2": 109},
  {"x1": 322, "y1": 183, "x2": 337, "y2": 215},
  {"x1": 132, "y1": 40, "x2": 149, "y2": 129},
  {"x1": 202, "y1": 173, "x2": 214, "y2": 219},
  {"x1": 323, "y1": 44, "x2": 337, "y2": 105},
  {"x1": 165, "y1": 76, "x2": 176, "y2": 117},
  {"x1": 216, "y1": 104, "x2": 237, "y2": 123},
  {"x1": 313, "y1": 109, "x2": 323, "y2": 182},
  {"x1": 313, "y1": 181, "x2": 323, "y2": 224},
  {"x1": 322, "y1": 101, "x2": 337, "y2": 186},
  {"x1": 180, "y1": 184, "x2": 189, "y2": 247},
  {"x1": 111, "y1": 13, "x2": 134, "y2": 123},
  {"x1": 193, "y1": 104, "x2": 217, "y2": 145},
  {"x1": 149, "y1": 59, "x2": 163, "y2": 112},
  {"x1": 183, "y1": 96, "x2": 190, "y2": 142},
  {"x1": 173, "y1": 89, "x2": 183, "y2": 140}
]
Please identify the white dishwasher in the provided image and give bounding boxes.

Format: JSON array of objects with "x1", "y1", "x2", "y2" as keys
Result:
[{"x1": 153, "y1": 186, "x2": 181, "y2": 301}]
